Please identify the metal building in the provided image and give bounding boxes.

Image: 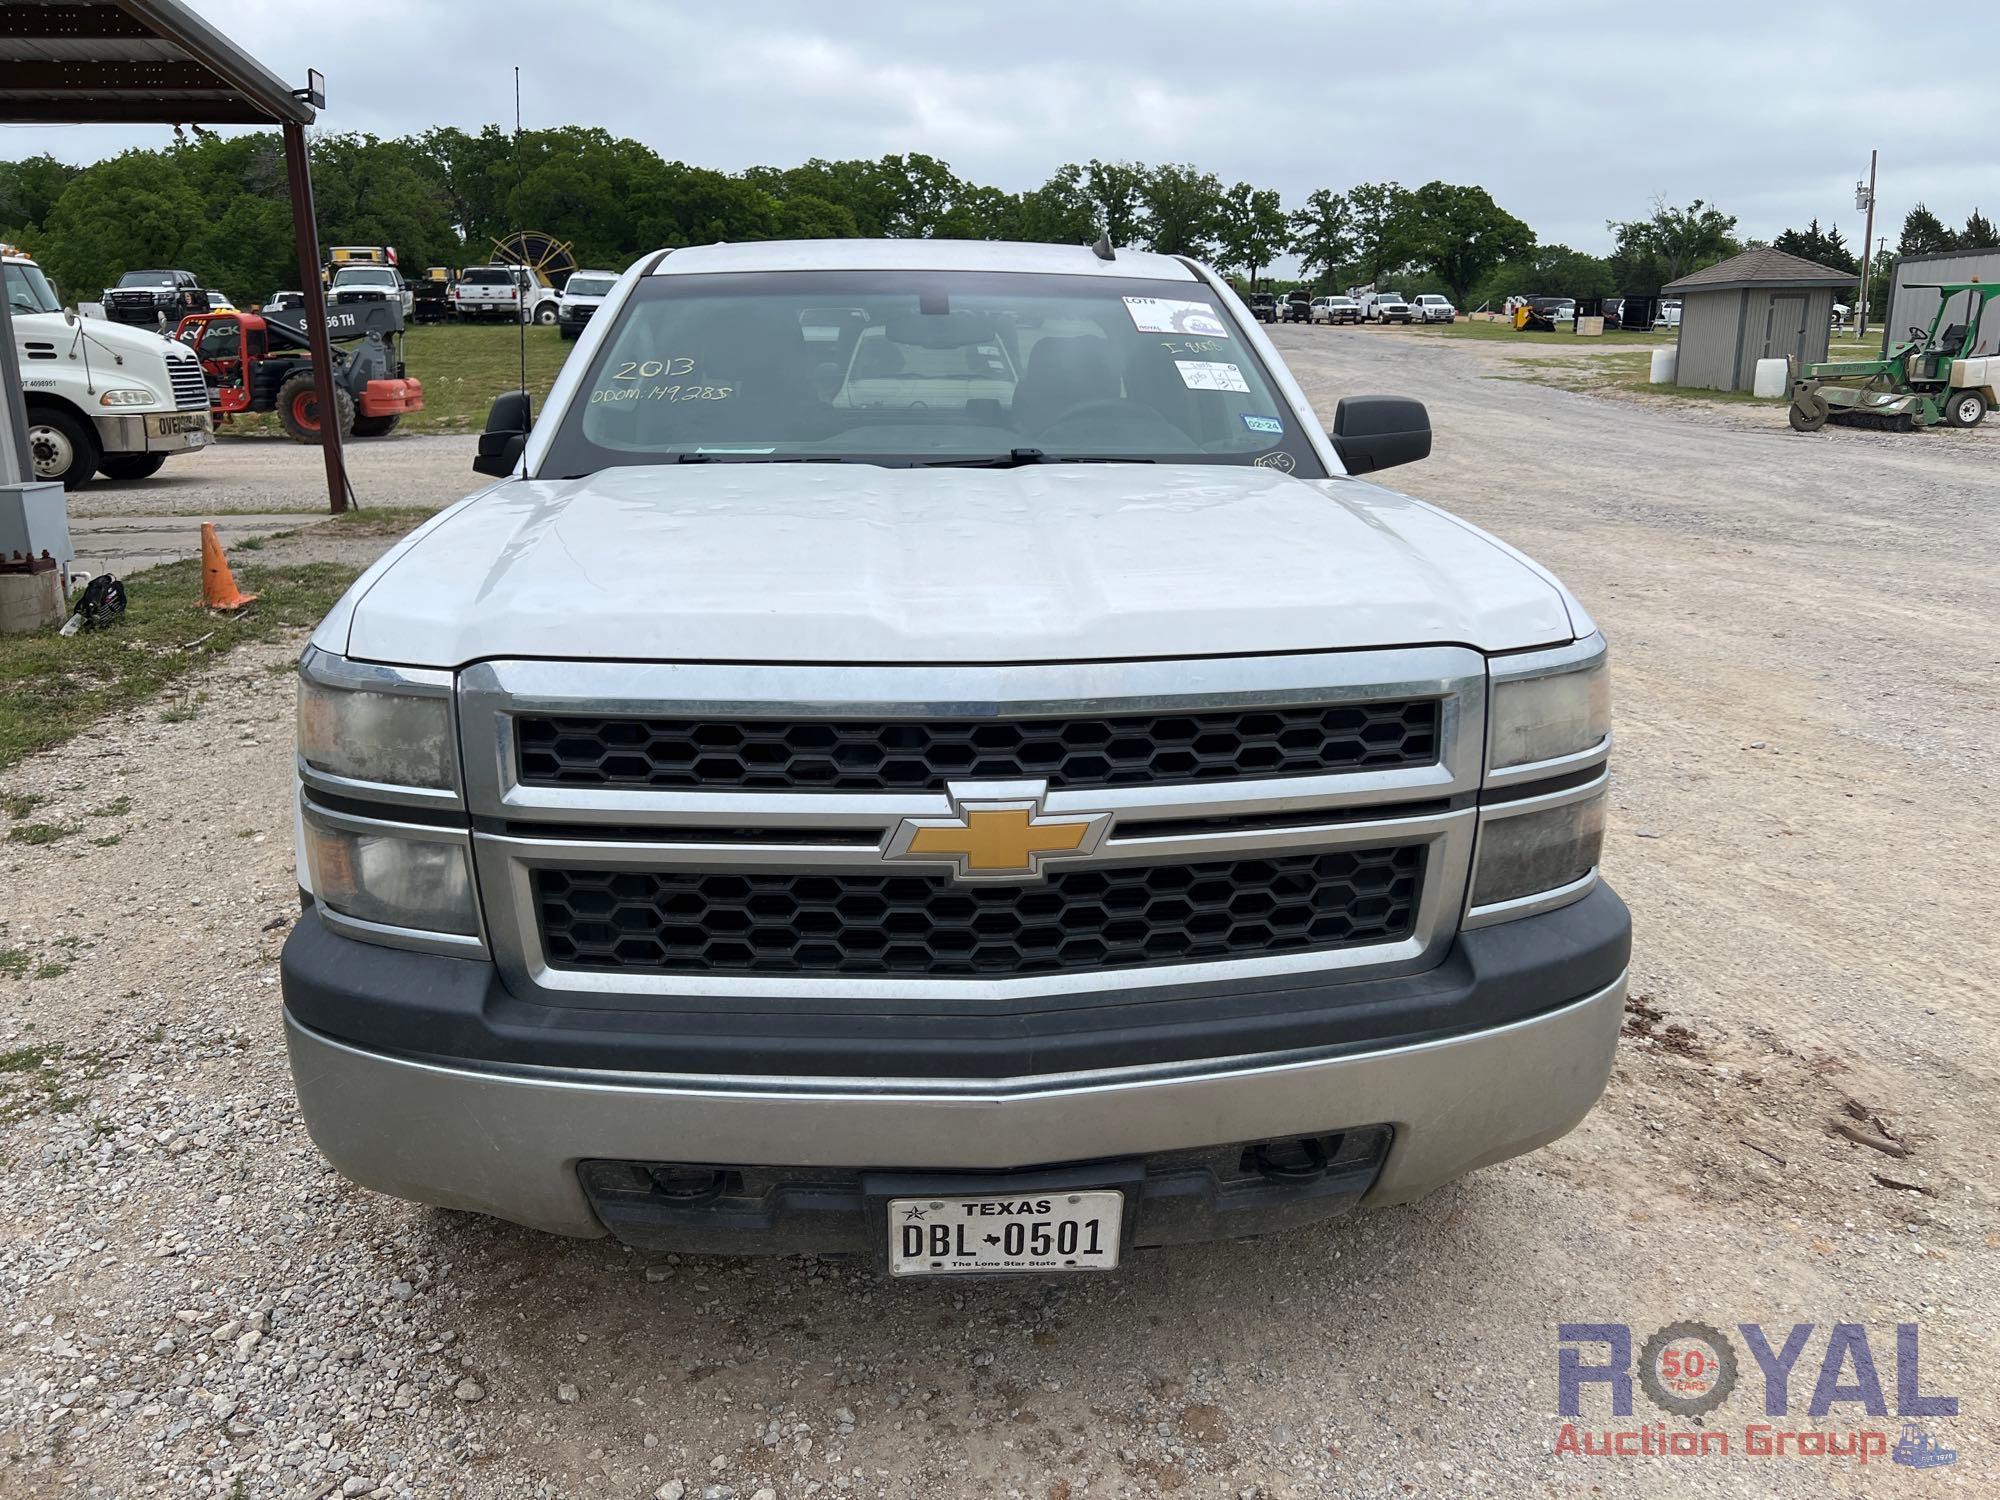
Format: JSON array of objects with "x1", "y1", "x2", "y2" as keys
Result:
[
  {"x1": 1880, "y1": 247, "x2": 2000, "y2": 355},
  {"x1": 1663, "y1": 248, "x2": 1854, "y2": 392}
]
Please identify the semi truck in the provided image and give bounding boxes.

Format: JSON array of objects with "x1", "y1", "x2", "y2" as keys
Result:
[{"x1": 9, "y1": 249, "x2": 213, "y2": 486}]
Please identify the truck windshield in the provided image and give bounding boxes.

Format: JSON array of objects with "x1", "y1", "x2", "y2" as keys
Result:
[
  {"x1": 542, "y1": 270, "x2": 1325, "y2": 476},
  {"x1": 5, "y1": 262, "x2": 60, "y2": 314},
  {"x1": 335, "y1": 268, "x2": 397, "y2": 286},
  {"x1": 119, "y1": 272, "x2": 178, "y2": 287},
  {"x1": 565, "y1": 276, "x2": 616, "y2": 297}
]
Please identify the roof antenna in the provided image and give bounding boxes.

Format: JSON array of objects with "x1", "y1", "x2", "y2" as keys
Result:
[{"x1": 1090, "y1": 232, "x2": 1115, "y2": 262}]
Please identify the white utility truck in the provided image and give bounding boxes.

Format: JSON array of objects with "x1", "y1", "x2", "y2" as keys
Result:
[{"x1": 7, "y1": 249, "x2": 213, "y2": 486}]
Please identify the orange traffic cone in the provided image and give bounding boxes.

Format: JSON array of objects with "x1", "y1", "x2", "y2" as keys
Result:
[{"x1": 200, "y1": 523, "x2": 258, "y2": 611}]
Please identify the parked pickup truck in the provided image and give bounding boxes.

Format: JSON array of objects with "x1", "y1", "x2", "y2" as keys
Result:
[
  {"x1": 11, "y1": 250, "x2": 213, "y2": 485},
  {"x1": 451, "y1": 265, "x2": 560, "y2": 324},
  {"x1": 284, "y1": 239, "x2": 1627, "y2": 1274},
  {"x1": 1364, "y1": 292, "x2": 1413, "y2": 324},
  {"x1": 101, "y1": 268, "x2": 207, "y2": 328},
  {"x1": 1411, "y1": 294, "x2": 1456, "y2": 324},
  {"x1": 555, "y1": 269, "x2": 619, "y2": 340}
]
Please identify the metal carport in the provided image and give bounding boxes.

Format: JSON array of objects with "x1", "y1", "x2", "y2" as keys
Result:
[{"x1": 0, "y1": 0, "x2": 347, "y2": 511}]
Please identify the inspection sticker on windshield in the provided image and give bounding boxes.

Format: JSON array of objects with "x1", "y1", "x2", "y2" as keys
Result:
[
  {"x1": 1124, "y1": 296, "x2": 1229, "y2": 338},
  {"x1": 1175, "y1": 360, "x2": 1250, "y2": 393},
  {"x1": 1241, "y1": 413, "x2": 1283, "y2": 434}
]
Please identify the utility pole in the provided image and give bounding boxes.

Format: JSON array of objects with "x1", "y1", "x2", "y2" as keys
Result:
[{"x1": 1855, "y1": 150, "x2": 1877, "y2": 340}]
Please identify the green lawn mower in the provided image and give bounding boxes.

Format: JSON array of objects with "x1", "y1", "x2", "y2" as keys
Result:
[{"x1": 1790, "y1": 281, "x2": 1998, "y2": 432}]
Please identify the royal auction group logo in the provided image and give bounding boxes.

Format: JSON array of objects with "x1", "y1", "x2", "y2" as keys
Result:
[{"x1": 1556, "y1": 1321, "x2": 1958, "y2": 1468}]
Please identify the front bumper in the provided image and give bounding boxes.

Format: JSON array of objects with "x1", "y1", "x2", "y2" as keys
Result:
[
  {"x1": 283, "y1": 888, "x2": 1628, "y2": 1245},
  {"x1": 92, "y1": 411, "x2": 213, "y2": 455}
]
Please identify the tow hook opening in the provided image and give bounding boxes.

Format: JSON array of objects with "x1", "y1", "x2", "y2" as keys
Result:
[
  {"x1": 644, "y1": 1166, "x2": 739, "y2": 1205},
  {"x1": 1246, "y1": 1134, "x2": 1337, "y2": 1184}
]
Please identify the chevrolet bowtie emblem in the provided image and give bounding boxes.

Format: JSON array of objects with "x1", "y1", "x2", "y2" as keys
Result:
[{"x1": 886, "y1": 783, "x2": 1112, "y2": 882}]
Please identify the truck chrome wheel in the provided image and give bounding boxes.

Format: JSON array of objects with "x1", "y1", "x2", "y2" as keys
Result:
[{"x1": 28, "y1": 421, "x2": 74, "y2": 479}]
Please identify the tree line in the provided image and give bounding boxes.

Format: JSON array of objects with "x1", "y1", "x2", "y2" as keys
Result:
[{"x1": 1, "y1": 126, "x2": 1988, "y2": 313}]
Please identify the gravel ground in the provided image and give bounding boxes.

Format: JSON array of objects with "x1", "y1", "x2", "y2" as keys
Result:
[
  {"x1": 1, "y1": 329, "x2": 1993, "y2": 1498},
  {"x1": 66, "y1": 435, "x2": 481, "y2": 519}
]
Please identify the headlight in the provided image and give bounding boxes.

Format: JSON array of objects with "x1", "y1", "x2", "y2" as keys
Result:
[
  {"x1": 98, "y1": 388, "x2": 157, "y2": 407},
  {"x1": 297, "y1": 646, "x2": 457, "y2": 793},
  {"x1": 1488, "y1": 638, "x2": 1609, "y2": 769},
  {"x1": 301, "y1": 806, "x2": 478, "y2": 937},
  {"x1": 1471, "y1": 635, "x2": 1611, "y2": 923},
  {"x1": 1470, "y1": 788, "x2": 1605, "y2": 910}
]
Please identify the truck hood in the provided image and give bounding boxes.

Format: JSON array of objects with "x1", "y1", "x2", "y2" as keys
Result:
[
  {"x1": 336, "y1": 463, "x2": 1576, "y2": 667},
  {"x1": 17, "y1": 310, "x2": 187, "y2": 364}
]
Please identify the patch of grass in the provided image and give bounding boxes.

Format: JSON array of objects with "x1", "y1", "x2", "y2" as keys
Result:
[
  {"x1": 7, "y1": 821, "x2": 76, "y2": 845},
  {"x1": 0, "y1": 948, "x2": 28, "y2": 978},
  {"x1": 329, "y1": 504, "x2": 446, "y2": 536},
  {"x1": 232, "y1": 537, "x2": 265, "y2": 552},
  {"x1": 88, "y1": 834, "x2": 122, "y2": 848},
  {"x1": 1405, "y1": 318, "x2": 1673, "y2": 347},
  {"x1": 32, "y1": 962, "x2": 68, "y2": 980},
  {"x1": 87, "y1": 795, "x2": 131, "y2": 818},
  {"x1": 158, "y1": 690, "x2": 210, "y2": 724},
  {"x1": 0, "y1": 559, "x2": 361, "y2": 772},
  {"x1": 0, "y1": 1041, "x2": 99, "y2": 1122},
  {"x1": 1507, "y1": 348, "x2": 1784, "y2": 406},
  {"x1": 223, "y1": 323, "x2": 571, "y2": 439},
  {"x1": 1, "y1": 791, "x2": 43, "y2": 818}
]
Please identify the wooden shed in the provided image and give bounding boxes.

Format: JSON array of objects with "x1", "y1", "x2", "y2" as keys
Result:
[{"x1": 1664, "y1": 247, "x2": 1854, "y2": 392}]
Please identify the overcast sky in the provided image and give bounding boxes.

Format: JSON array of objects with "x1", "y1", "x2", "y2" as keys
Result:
[{"x1": 5, "y1": 0, "x2": 1993, "y2": 257}]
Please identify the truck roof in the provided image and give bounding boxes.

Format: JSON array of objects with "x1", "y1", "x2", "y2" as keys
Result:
[{"x1": 650, "y1": 238, "x2": 1199, "y2": 282}]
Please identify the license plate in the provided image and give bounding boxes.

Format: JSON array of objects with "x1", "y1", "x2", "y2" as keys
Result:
[{"x1": 887, "y1": 1191, "x2": 1122, "y2": 1276}]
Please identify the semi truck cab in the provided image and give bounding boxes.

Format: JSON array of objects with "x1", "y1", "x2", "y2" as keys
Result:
[{"x1": 10, "y1": 252, "x2": 212, "y2": 486}]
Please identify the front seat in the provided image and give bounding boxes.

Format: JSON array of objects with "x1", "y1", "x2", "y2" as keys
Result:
[{"x1": 1010, "y1": 336, "x2": 1121, "y2": 435}]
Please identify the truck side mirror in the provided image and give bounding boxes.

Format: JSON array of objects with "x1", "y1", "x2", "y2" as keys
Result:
[
  {"x1": 473, "y1": 390, "x2": 532, "y2": 477},
  {"x1": 1329, "y1": 395, "x2": 1431, "y2": 475}
]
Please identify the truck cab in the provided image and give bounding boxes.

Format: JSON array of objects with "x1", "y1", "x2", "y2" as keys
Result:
[
  {"x1": 11, "y1": 252, "x2": 212, "y2": 485},
  {"x1": 284, "y1": 239, "x2": 1626, "y2": 1273}
]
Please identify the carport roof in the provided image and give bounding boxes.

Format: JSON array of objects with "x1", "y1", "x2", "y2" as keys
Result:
[
  {"x1": 0, "y1": 0, "x2": 315, "y2": 125},
  {"x1": 1662, "y1": 246, "x2": 1855, "y2": 294}
]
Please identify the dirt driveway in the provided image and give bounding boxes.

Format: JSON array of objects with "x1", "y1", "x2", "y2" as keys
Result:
[{"x1": 1, "y1": 331, "x2": 1993, "y2": 1499}]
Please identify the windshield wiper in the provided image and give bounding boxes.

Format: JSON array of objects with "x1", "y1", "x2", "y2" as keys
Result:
[{"x1": 920, "y1": 449, "x2": 1158, "y2": 468}]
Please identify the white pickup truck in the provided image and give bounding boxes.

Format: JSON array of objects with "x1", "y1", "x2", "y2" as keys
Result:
[
  {"x1": 450, "y1": 265, "x2": 560, "y2": 325},
  {"x1": 8, "y1": 250, "x2": 213, "y2": 486},
  {"x1": 284, "y1": 238, "x2": 1626, "y2": 1274}
]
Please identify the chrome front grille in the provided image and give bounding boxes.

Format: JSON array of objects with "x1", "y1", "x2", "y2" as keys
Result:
[
  {"x1": 167, "y1": 356, "x2": 210, "y2": 410},
  {"x1": 460, "y1": 651, "x2": 1487, "y2": 998}
]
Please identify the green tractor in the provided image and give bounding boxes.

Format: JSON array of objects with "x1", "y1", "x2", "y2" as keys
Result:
[{"x1": 1789, "y1": 281, "x2": 1997, "y2": 432}]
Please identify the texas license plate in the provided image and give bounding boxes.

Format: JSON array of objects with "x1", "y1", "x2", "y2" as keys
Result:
[{"x1": 887, "y1": 1191, "x2": 1122, "y2": 1276}]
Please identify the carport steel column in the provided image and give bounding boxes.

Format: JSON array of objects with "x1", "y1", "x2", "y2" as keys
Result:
[{"x1": 281, "y1": 119, "x2": 349, "y2": 515}]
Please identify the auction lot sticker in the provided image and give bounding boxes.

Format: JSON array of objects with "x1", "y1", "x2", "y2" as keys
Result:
[
  {"x1": 1175, "y1": 360, "x2": 1250, "y2": 392},
  {"x1": 1124, "y1": 296, "x2": 1229, "y2": 338}
]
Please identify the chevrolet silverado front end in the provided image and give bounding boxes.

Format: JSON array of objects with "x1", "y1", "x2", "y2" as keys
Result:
[{"x1": 283, "y1": 240, "x2": 1627, "y2": 1275}]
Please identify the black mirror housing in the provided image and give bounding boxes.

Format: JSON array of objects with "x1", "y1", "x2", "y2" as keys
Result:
[
  {"x1": 1329, "y1": 395, "x2": 1431, "y2": 475},
  {"x1": 473, "y1": 391, "x2": 532, "y2": 477}
]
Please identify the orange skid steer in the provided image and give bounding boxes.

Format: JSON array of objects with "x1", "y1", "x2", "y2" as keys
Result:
[{"x1": 172, "y1": 304, "x2": 423, "y2": 442}]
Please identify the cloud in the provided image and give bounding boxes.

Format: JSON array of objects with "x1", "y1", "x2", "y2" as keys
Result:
[{"x1": 4, "y1": 0, "x2": 1993, "y2": 254}]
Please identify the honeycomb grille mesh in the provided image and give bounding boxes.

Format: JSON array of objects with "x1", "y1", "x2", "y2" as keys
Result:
[
  {"x1": 535, "y1": 846, "x2": 1425, "y2": 978},
  {"x1": 515, "y1": 701, "x2": 1440, "y2": 793}
]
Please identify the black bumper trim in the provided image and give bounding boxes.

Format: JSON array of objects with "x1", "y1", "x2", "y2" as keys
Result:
[{"x1": 281, "y1": 883, "x2": 1628, "y2": 1081}]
